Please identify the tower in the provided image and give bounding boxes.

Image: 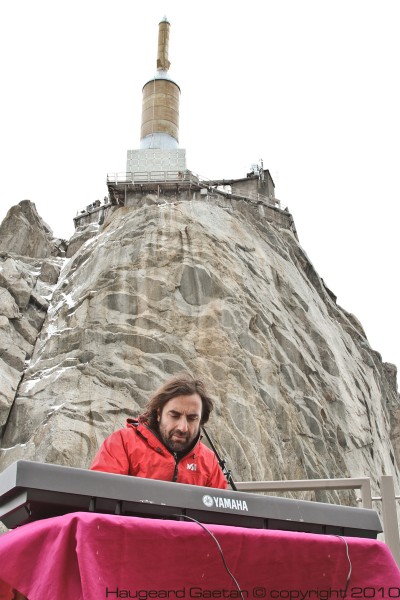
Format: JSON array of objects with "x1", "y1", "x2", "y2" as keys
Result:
[{"x1": 126, "y1": 17, "x2": 186, "y2": 175}]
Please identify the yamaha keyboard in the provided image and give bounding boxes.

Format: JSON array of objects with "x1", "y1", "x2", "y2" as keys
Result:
[{"x1": 0, "y1": 460, "x2": 382, "y2": 537}]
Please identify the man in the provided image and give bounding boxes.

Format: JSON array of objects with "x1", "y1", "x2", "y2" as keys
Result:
[{"x1": 90, "y1": 372, "x2": 227, "y2": 489}]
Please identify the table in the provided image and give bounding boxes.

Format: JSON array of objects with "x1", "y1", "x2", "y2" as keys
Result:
[{"x1": 0, "y1": 512, "x2": 399, "y2": 599}]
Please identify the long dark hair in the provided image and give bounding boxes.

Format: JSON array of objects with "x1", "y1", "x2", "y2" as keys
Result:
[{"x1": 139, "y1": 372, "x2": 214, "y2": 429}]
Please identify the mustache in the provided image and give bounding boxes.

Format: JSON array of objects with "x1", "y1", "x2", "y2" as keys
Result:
[{"x1": 169, "y1": 430, "x2": 189, "y2": 438}]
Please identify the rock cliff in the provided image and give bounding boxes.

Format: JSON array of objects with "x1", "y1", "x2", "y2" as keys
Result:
[{"x1": 0, "y1": 196, "x2": 398, "y2": 505}]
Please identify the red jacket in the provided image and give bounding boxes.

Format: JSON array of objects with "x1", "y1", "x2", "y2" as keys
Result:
[{"x1": 90, "y1": 420, "x2": 227, "y2": 489}]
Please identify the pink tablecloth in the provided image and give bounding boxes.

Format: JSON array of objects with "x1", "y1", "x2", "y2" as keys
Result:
[{"x1": 0, "y1": 512, "x2": 399, "y2": 599}]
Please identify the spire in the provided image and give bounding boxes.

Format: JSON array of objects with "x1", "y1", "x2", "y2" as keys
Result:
[
  {"x1": 126, "y1": 17, "x2": 186, "y2": 173},
  {"x1": 139, "y1": 17, "x2": 180, "y2": 150},
  {"x1": 157, "y1": 17, "x2": 171, "y2": 72}
]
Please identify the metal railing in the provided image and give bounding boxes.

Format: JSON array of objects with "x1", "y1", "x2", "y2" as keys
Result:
[
  {"x1": 376, "y1": 475, "x2": 400, "y2": 565},
  {"x1": 232, "y1": 189, "x2": 281, "y2": 208},
  {"x1": 105, "y1": 171, "x2": 286, "y2": 211},
  {"x1": 236, "y1": 475, "x2": 400, "y2": 566},
  {"x1": 106, "y1": 171, "x2": 199, "y2": 185},
  {"x1": 201, "y1": 183, "x2": 284, "y2": 210}
]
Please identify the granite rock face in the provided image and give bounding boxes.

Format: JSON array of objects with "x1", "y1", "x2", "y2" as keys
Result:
[
  {"x1": 0, "y1": 201, "x2": 65, "y2": 435},
  {"x1": 0, "y1": 200, "x2": 65, "y2": 259},
  {"x1": 0, "y1": 196, "x2": 399, "y2": 506}
]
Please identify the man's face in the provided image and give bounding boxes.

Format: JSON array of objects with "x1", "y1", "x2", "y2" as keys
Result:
[{"x1": 158, "y1": 393, "x2": 202, "y2": 453}]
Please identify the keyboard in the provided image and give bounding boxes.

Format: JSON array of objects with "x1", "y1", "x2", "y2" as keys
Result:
[{"x1": 0, "y1": 460, "x2": 382, "y2": 537}]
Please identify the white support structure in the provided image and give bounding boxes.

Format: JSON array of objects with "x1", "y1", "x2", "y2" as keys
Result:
[
  {"x1": 236, "y1": 477, "x2": 373, "y2": 508},
  {"x1": 236, "y1": 476, "x2": 400, "y2": 567},
  {"x1": 380, "y1": 475, "x2": 400, "y2": 566}
]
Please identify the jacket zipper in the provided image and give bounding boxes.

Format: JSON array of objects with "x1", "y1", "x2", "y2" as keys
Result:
[{"x1": 172, "y1": 453, "x2": 179, "y2": 482}]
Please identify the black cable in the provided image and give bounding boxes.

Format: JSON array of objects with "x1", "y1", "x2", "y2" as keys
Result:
[
  {"x1": 172, "y1": 518, "x2": 351, "y2": 599},
  {"x1": 171, "y1": 514, "x2": 245, "y2": 600},
  {"x1": 201, "y1": 426, "x2": 237, "y2": 491},
  {"x1": 335, "y1": 535, "x2": 352, "y2": 594}
]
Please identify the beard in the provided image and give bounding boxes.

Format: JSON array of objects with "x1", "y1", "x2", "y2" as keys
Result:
[{"x1": 159, "y1": 427, "x2": 195, "y2": 453}]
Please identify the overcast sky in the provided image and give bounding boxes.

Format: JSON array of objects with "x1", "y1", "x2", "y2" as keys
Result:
[{"x1": 0, "y1": 0, "x2": 399, "y2": 373}]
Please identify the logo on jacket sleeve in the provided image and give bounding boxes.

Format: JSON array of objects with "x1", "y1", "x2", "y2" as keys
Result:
[{"x1": 187, "y1": 463, "x2": 197, "y2": 471}]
